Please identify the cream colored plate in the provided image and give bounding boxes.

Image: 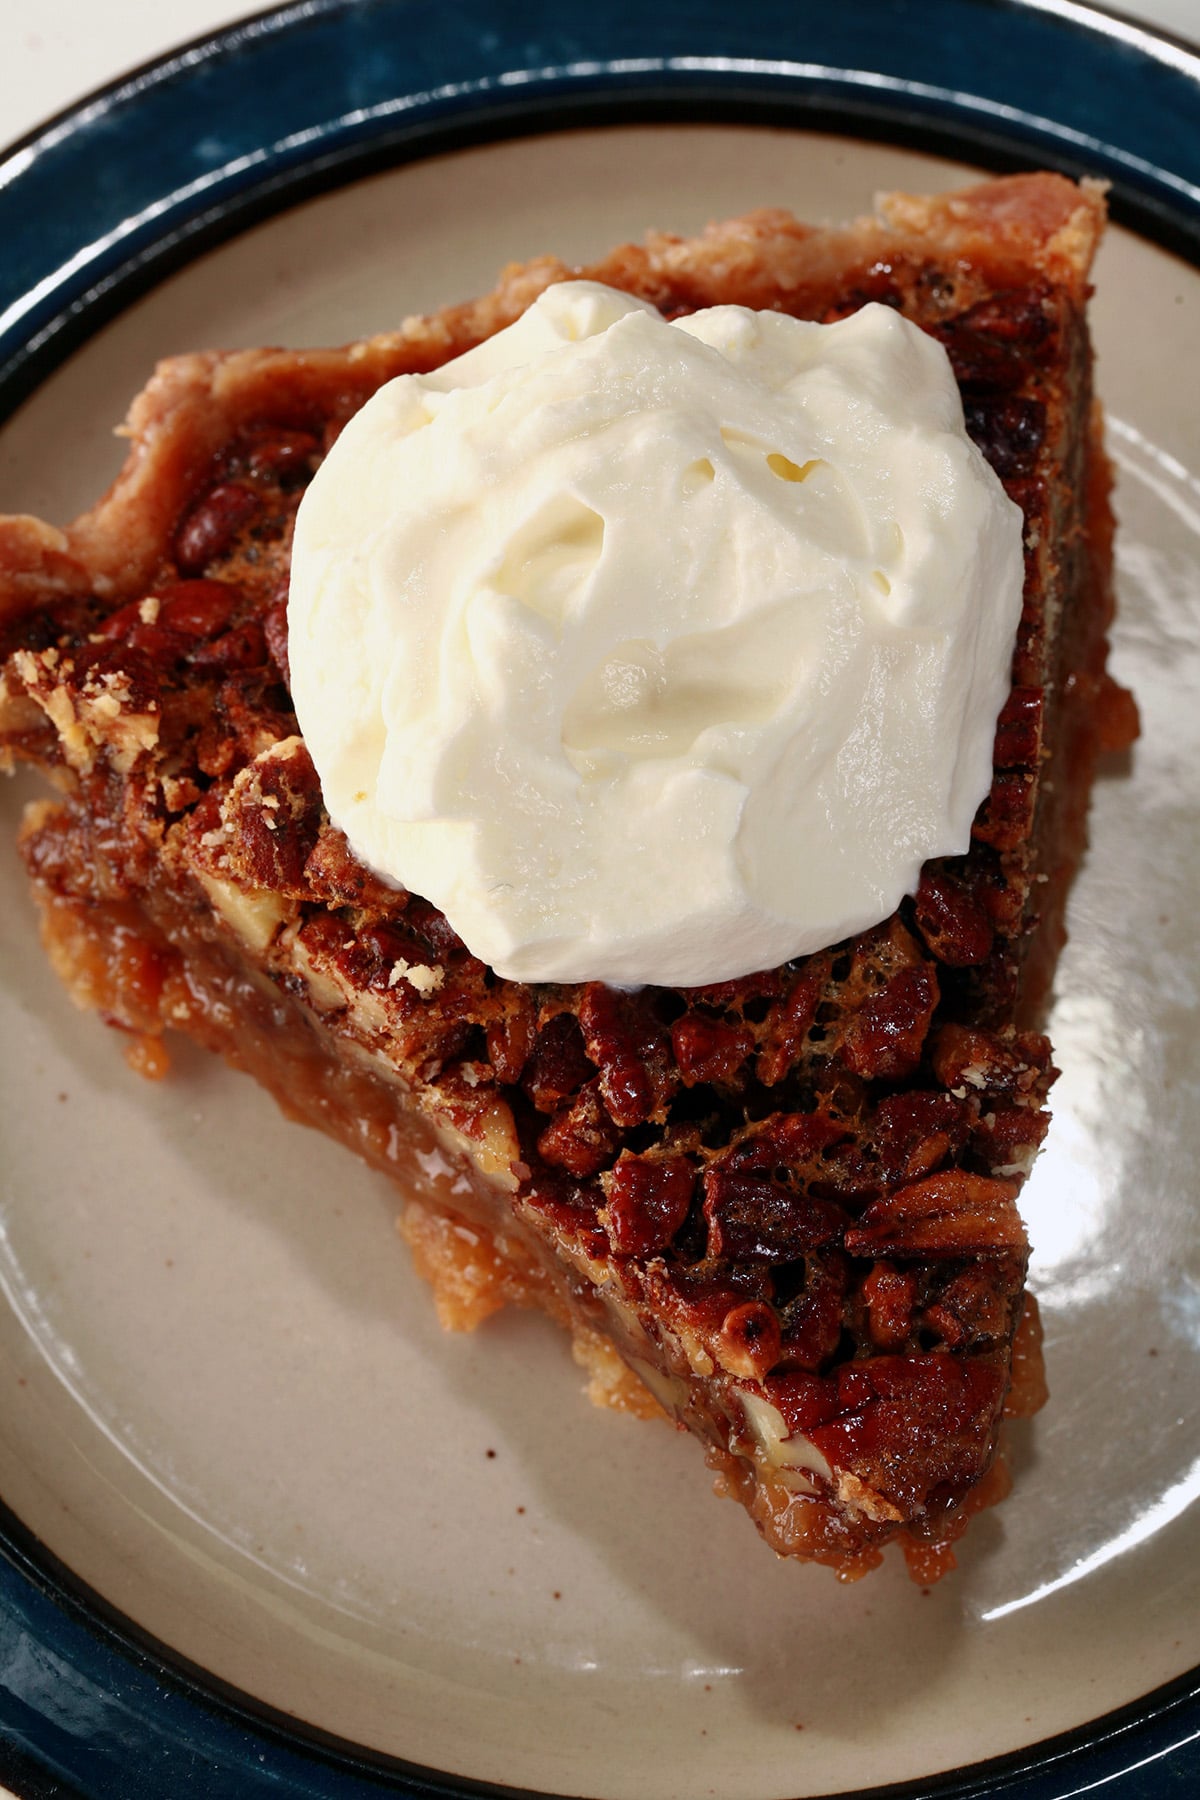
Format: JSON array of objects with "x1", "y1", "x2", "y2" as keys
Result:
[{"x1": 1, "y1": 127, "x2": 1198, "y2": 1799}]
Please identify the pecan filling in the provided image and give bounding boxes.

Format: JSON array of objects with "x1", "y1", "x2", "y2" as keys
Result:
[{"x1": 0, "y1": 176, "x2": 1134, "y2": 1580}]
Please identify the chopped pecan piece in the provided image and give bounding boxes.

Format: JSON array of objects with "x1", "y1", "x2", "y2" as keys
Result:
[
  {"x1": 757, "y1": 967, "x2": 824, "y2": 1085},
  {"x1": 537, "y1": 1078, "x2": 622, "y2": 1179},
  {"x1": 963, "y1": 395, "x2": 1046, "y2": 481},
  {"x1": 187, "y1": 619, "x2": 268, "y2": 672},
  {"x1": 520, "y1": 1172, "x2": 608, "y2": 1264},
  {"x1": 874, "y1": 1090, "x2": 971, "y2": 1187},
  {"x1": 522, "y1": 1012, "x2": 593, "y2": 1114},
  {"x1": 801, "y1": 1354, "x2": 1008, "y2": 1519},
  {"x1": 218, "y1": 736, "x2": 324, "y2": 895},
  {"x1": 994, "y1": 686, "x2": 1043, "y2": 768},
  {"x1": 174, "y1": 481, "x2": 260, "y2": 574},
  {"x1": 703, "y1": 1117, "x2": 847, "y2": 1262},
  {"x1": 14, "y1": 642, "x2": 161, "y2": 778},
  {"x1": 485, "y1": 995, "x2": 538, "y2": 1087},
  {"x1": 776, "y1": 1252, "x2": 848, "y2": 1370},
  {"x1": 156, "y1": 579, "x2": 242, "y2": 639},
  {"x1": 930, "y1": 1023, "x2": 1047, "y2": 1095},
  {"x1": 715, "y1": 1301, "x2": 783, "y2": 1380},
  {"x1": 930, "y1": 285, "x2": 1052, "y2": 391},
  {"x1": 304, "y1": 821, "x2": 406, "y2": 912},
  {"x1": 972, "y1": 1102, "x2": 1050, "y2": 1176},
  {"x1": 862, "y1": 1263, "x2": 917, "y2": 1351},
  {"x1": 921, "y1": 1264, "x2": 1018, "y2": 1350},
  {"x1": 844, "y1": 1170, "x2": 1026, "y2": 1259},
  {"x1": 262, "y1": 595, "x2": 291, "y2": 687},
  {"x1": 602, "y1": 1152, "x2": 696, "y2": 1257},
  {"x1": 239, "y1": 427, "x2": 320, "y2": 481},
  {"x1": 579, "y1": 984, "x2": 677, "y2": 1128},
  {"x1": 972, "y1": 769, "x2": 1036, "y2": 851},
  {"x1": 841, "y1": 963, "x2": 939, "y2": 1081},
  {"x1": 912, "y1": 870, "x2": 994, "y2": 968},
  {"x1": 671, "y1": 1012, "x2": 754, "y2": 1087}
]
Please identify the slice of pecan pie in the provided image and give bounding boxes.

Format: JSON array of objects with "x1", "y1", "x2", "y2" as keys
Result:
[{"x1": 0, "y1": 173, "x2": 1135, "y2": 1580}]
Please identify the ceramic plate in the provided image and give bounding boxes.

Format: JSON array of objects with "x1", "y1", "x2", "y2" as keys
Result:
[{"x1": 0, "y1": 3, "x2": 1198, "y2": 1797}]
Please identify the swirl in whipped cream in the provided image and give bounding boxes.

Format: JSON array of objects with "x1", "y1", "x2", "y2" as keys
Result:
[{"x1": 288, "y1": 281, "x2": 1023, "y2": 987}]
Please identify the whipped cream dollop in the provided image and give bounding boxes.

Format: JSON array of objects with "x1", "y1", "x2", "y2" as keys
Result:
[{"x1": 288, "y1": 281, "x2": 1024, "y2": 987}]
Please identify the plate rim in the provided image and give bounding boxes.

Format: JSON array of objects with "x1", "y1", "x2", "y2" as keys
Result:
[
  {"x1": 1, "y1": 1, "x2": 1198, "y2": 1796},
  {"x1": 4, "y1": 1490, "x2": 1200, "y2": 1800},
  {"x1": 2, "y1": 0, "x2": 1200, "y2": 421}
]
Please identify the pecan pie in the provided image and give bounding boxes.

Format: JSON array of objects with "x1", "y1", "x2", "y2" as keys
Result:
[{"x1": 0, "y1": 173, "x2": 1135, "y2": 1580}]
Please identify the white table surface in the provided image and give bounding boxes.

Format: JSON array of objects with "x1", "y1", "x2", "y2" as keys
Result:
[
  {"x1": 2, "y1": 0, "x2": 1197, "y2": 151},
  {"x1": 0, "y1": 3, "x2": 1193, "y2": 1799},
  {"x1": 0, "y1": 2, "x2": 1195, "y2": 1787}
]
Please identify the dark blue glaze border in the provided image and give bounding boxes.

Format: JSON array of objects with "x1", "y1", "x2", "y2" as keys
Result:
[
  {"x1": 2, "y1": 0, "x2": 1200, "y2": 425},
  {"x1": 2, "y1": 1491, "x2": 1199, "y2": 1800},
  {"x1": 1, "y1": 1, "x2": 1199, "y2": 1795}
]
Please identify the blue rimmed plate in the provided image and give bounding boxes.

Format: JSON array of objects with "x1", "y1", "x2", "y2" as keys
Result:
[{"x1": 1, "y1": 4, "x2": 1198, "y2": 1798}]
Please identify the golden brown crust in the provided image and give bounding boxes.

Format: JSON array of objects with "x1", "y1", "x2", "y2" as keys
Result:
[
  {"x1": 1, "y1": 173, "x2": 1103, "y2": 616},
  {"x1": 874, "y1": 173, "x2": 1107, "y2": 281}
]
